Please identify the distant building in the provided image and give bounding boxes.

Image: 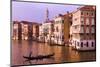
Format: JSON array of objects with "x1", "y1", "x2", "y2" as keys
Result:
[
  {"x1": 21, "y1": 21, "x2": 29, "y2": 40},
  {"x1": 63, "y1": 12, "x2": 72, "y2": 46},
  {"x1": 32, "y1": 22, "x2": 39, "y2": 41},
  {"x1": 38, "y1": 21, "x2": 54, "y2": 43},
  {"x1": 38, "y1": 24, "x2": 44, "y2": 42},
  {"x1": 71, "y1": 6, "x2": 96, "y2": 50},
  {"x1": 53, "y1": 14, "x2": 64, "y2": 45},
  {"x1": 12, "y1": 21, "x2": 39, "y2": 40},
  {"x1": 38, "y1": 8, "x2": 54, "y2": 43},
  {"x1": 12, "y1": 21, "x2": 19, "y2": 40}
]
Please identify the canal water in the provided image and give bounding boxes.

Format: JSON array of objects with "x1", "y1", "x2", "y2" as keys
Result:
[{"x1": 11, "y1": 40, "x2": 96, "y2": 66}]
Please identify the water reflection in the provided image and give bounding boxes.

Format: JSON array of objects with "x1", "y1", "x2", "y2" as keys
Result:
[{"x1": 11, "y1": 40, "x2": 96, "y2": 66}]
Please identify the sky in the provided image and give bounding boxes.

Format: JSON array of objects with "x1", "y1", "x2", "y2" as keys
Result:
[{"x1": 12, "y1": 1, "x2": 82, "y2": 23}]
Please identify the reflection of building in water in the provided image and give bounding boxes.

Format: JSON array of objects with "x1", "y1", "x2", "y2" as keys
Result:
[
  {"x1": 70, "y1": 6, "x2": 96, "y2": 50},
  {"x1": 12, "y1": 21, "x2": 39, "y2": 40},
  {"x1": 12, "y1": 6, "x2": 96, "y2": 51},
  {"x1": 53, "y1": 46, "x2": 63, "y2": 63}
]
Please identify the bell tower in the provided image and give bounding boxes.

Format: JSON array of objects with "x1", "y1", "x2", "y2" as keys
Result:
[{"x1": 45, "y1": 8, "x2": 49, "y2": 23}]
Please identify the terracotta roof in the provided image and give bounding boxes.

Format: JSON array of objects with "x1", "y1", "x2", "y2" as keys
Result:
[
  {"x1": 44, "y1": 20, "x2": 54, "y2": 23},
  {"x1": 21, "y1": 21, "x2": 30, "y2": 24},
  {"x1": 72, "y1": 5, "x2": 96, "y2": 14},
  {"x1": 78, "y1": 5, "x2": 96, "y2": 11},
  {"x1": 21, "y1": 21, "x2": 39, "y2": 25},
  {"x1": 13, "y1": 21, "x2": 20, "y2": 24},
  {"x1": 13, "y1": 20, "x2": 40, "y2": 25}
]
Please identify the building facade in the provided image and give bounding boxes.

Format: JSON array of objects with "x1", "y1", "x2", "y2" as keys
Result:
[
  {"x1": 12, "y1": 21, "x2": 39, "y2": 40},
  {"x1": 32, "y1": 23, "x2": 39, "y2": 41},
  {"x1": 53, "y1": 14, "x2": 64, "y2": 45},
  {"x1": 71, "y1": 6, "x2": 96, "y2": 50},
  {"x1": 21, "y1": 21, "x2": 29, "y2": 40},
  {"x1": 63, "y1": 12, "x2": 72, "y2": 46},
  {"x1": 38, "y1": 24, "x2": 44, "y2": 42},
  {"x1": 38, "y1": 21, "x2": 54, "y2": 43},
  {"x1": 12, "y1": 21, "x2": 19, "y2": 40},
  {"x1": 53, "y1": 13, "x2": 72, "y2": 45}
]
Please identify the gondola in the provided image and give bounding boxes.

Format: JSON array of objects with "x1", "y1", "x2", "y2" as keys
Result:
[{"x1": 23, "y1": 53, "x2": 55, "y2": 60}]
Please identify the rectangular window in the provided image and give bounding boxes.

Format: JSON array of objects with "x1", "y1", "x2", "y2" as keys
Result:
[
  {"x1": 56, "y1": 27, "x2": 58, "y2": 32},
  {"x1": 74, "y1": 25, "x2": 78, "y2": 29},
  {"x1": 62, "y1": 35, "x2": 64, "y2": 41},
  {"x1": 77, "y1": 42, "x2": 79, "y2": 46},
  {"x1": 92, "y1": 42, "x2": 94, "y2": 47},
  {"x1": 92, "y1": 27, "x2": 95, "y2": 33},
  {"x1": 86, "y1": 27, "x2": 89, "y2": 33},
  {"x1": 81, "y1": 26, "x2": 84, "y2": 33},
  {"x1": 62, "y1": 20, "x2": 64, "y2": 23},
  {"x1": 74, "y1": 18, "x2": 77, "y2": 21},
  {"x1": 91, "y1": 18, "x2": 94, "y2": 25},
  {"x1": 86, "y1": 18, "x2": 89, "y2": 25},
  {"x1": 87, "y1": 12, "x2": 89, "y2": 15},
  {"x1": 81, "y1": 42, "x2": 83, "y2": 47},
  {"x1": 81, "y1": 21, "x2": 84, "y2": 25},
  {"x1": 81, "y1": 18, "x2": 84, "y2": 25},
  {"x1": 81, "y1": 12, "x2": 83, "y2": 15},
  {"x1": 86, "y1": 42, "x2": 88, "y2": 47}
]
